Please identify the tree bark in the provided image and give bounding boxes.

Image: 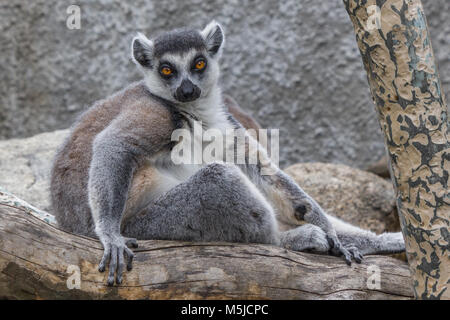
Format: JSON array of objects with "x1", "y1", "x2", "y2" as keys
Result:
[
  {"x1": 342, "y1": 0, "x2": 449, "y2": 299},
  {"x1": 0, "y1": 195, "x2": 413, "y2": 300}
]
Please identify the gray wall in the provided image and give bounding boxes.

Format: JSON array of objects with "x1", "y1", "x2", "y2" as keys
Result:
[{"x1": 0, "y1": 0, "x2": 448, "y2": 168}]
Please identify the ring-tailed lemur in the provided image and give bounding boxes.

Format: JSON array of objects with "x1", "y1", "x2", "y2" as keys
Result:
[{"x1": 51, "y1": 21, "x2": 405, "y2": 286}]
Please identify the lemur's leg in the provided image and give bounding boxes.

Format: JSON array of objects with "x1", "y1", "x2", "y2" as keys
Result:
[
  {"x1": 279, "y1": 222, "x2": 404, "y2": 262},
  {"x1": 237, "y1": 131, "x2": 404, "y2": 260},
  {"x1": 234, "y1": 130, "x2": 357, "y2": 264},
  {"x1": 122, "y1": 162, "x2": 280, "y2": 245}
]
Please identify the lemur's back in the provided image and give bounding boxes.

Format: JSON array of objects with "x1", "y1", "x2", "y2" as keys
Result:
[{"x1": 50, "y1": 82, "x2": 173, "y2": 236}]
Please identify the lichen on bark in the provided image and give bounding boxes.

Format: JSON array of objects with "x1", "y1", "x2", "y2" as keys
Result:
[{"x1": 343, "y1": 0, "x2": 449, "y2": 299}]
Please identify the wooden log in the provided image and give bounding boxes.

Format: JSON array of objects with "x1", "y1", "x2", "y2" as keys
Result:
[
  {"x1": 342, "y1": 0, "x2": 449, "y2": 299},
  {"x1": 0, "y1": 198, "x2": 413, "y2": 299}
]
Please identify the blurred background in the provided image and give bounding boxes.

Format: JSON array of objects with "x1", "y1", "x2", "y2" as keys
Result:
[{"x1": 0, "y1": 0, "x2": 448, "y2": 168}]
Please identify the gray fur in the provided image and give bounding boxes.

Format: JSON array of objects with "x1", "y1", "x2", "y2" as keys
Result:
[
  {"x1": 51, "y1": 21, "x2": 405, "y2": 286},
  {"x1": 153, "y1": 28, "x2": 206, "y2": 58},
  {"x1": 201, "y1": 21, "x2": 224, "y2": 56},
  {"x1": 279, "y1": 224, "x2": 330, "y2": 253},
  {"x1": 123, "y1": 162, "x2": 279, "y2": 245}
]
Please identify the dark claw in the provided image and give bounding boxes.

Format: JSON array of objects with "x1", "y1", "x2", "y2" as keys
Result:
[
  {"x1": 339, "y1": 246, "x2": 352, "y2": 265},
  {"x1": 127, "y1": 258, "x2": 133, "y2": 271},
  {"x1": 326, "y1": 235, "x2": 335, "y2": 248},
  {"x1": 107, "y1": 276, "x2": 115, "y2": 286},
  {"x1": 326, "y1": 235, "x2": 353, "y2": 265},
  {"x1": 125, "y1": 238, "x2": 138, "y2": 248},
  {"x1": 116, "y1": 272, "x2": 123, "y2": 285},
  {"x1": 344, "y1": 253, "x2": 352, "y2": 265},
  {"x1": 116, "y1": 248, "x2": 125, "y2": 284},
  {"x1": 355, "y1": 252, "x2": 364, "y2": 263},
  {"x1": 347, "y1": 246, "x2": 364, "y2": 264},
  {"x1": 98, "y1": 246, "x2": 111, "y2": 273},
  {"x1": 125, "y1": 248, "x2": 134, "y2": 271},
  {"x1": 107, "y1": 246, "x2": 118, "y2": 285}
]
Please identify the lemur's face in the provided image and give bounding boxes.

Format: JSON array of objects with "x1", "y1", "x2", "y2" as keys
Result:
[{"x1": 131, "y1": 21, "x2": 224, "y2": 104}]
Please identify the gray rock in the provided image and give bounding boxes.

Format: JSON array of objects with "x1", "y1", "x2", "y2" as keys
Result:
[
  {"x1": 285, "y1": 162, "x2": 400, "y2": 234},
  {"x1": 0, "y1": 129, "x2": 68, "y2": 211},
  {"x1": 0, "y1": 0, "x2": 448, "y2": 168}
]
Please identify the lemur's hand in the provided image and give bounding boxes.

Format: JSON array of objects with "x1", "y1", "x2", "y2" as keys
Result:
[
  {"x1": 294, "y1": 202, "x2": 363, "y2": 265},
  {"x1": 326, "y1": 235, "x2": 363, "y2": 264},
  {"x1": 343, "y1": 245, "x2": 364, "y2": 263},
  {"x1": 98, "y1": 234, "x2": 138, "y2": 286}
]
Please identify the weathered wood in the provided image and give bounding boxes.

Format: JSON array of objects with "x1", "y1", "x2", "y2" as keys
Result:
[
  {"x1": 0, "y1": 200, "x2": 413, "y2": 300},
  {"x1": 342, "y1": 0, "x2": 449, "y2": 299}
]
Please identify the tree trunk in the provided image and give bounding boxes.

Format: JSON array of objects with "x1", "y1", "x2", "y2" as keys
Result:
[
  {"x1": 342, "y1": 0, "x2": 449, "y2": 299},
  {"x1": 0, "y1": 194, "x2": 413, "y2": 300}
]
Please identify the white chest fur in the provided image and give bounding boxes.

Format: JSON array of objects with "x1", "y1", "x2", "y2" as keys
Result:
[{"x1": 150, "y1": 89, "x2": 234, "y2": 195}]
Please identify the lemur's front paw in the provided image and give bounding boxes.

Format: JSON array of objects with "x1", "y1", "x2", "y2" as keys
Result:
[
  {"x1": 344, "y1": 245, "x2": 364, "y2": 263},
  {"x1": 98, "y1": 235, "x2": 137, "y2": 286},
  {"x1": 326, "y1": 235, "x2": 353, "y2": 265},
  {"x1": 305, "y1": 225, "x2": 330, "y2": 253}
]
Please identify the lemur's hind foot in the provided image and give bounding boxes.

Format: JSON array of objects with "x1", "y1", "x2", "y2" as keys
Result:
[
  {"x1": 279, "y1": 224, "x2": 364, "y2": 263},
  {"x1": 280, "y1": 222, "x2": 404, "y2": 263}
]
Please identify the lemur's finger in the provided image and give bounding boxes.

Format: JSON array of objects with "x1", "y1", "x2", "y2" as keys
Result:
[
  {"x1": 125, "y1": 237, "x2": 138, "y2": 248},
  {"x1": 326, "y1": 235, "x2": 342, "y2": 257},
  {"x1": 348, "y1": 247, "x2": 364, "y2": 263},
  {"x1": 125, "y1": 247, "x2": 134, "y2": 271},
  {"x1": 354, "y1": 254, "x2": 363, "y2": 264},
  {"x1": 116, "y1": 247, "x2": 125, "y2": 284},
  {"x1": 340, "y1": 247, "x2": 352, "y2": 265},
  {"x1": 326, "y1": 235, "x2": 335, "y2": 248},
  {"x1": 327, "y1": 235, "x2": 352, "y2": 265},
  {"x1": 107, "y1": 246, "x2": 118, "y2": 286},
  {"x1": 98, "y1": 245, "x2": 111, "y2": 273}
]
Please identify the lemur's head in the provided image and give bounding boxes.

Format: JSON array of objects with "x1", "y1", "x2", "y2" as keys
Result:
[{"x1": 131, "y1": 21, "x2": 224, "y2": 104}]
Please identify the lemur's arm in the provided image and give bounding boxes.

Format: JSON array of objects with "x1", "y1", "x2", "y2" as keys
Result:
[
  {"x1": 237, "y1": 130, "x2": 358, "y2": 264},
  {"x1": 88, "y1": 104, "x2": 174, "y2": 285}
]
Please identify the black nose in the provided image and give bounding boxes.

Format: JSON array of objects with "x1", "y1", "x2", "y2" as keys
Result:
[{"x1": 175, "y1": 79, "x2": 201, "y2": 102}]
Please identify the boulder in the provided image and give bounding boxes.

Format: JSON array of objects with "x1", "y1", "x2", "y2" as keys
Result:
[
  {"x1": 0, "y1": 129, "x2": 69, "y2": 211},
  {"x1": 285, "y1": 163, "x2": 400, "y2": 234}
]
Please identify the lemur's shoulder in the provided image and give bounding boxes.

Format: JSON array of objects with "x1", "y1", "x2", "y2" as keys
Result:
[
  {"x1": 74, "y1": 81, "x2": 178, "y2": 139},
  {"x1": 53, "y1": 82, "x2": 178, "y2": 176}
]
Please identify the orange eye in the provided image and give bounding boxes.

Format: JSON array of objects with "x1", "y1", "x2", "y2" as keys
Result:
[
  {"x1": 195, "y1": 60, "x2": 206, "y2": 70},
  {"x1": 161, "y1": 67, "x2": 172, "y2": 76}
]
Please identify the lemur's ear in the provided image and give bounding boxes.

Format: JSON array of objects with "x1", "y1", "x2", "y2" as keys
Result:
[
  {"x1": 131, "y1": 33, "x2": 154, "y2": 69},
  {"x1": 201, "y1": 20, "x2": 225, "y2": 58}
]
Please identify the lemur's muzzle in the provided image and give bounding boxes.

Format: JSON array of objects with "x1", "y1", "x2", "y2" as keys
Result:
[{"x1": 175, "y1": 79, "x2": 201, "y2": 102}]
